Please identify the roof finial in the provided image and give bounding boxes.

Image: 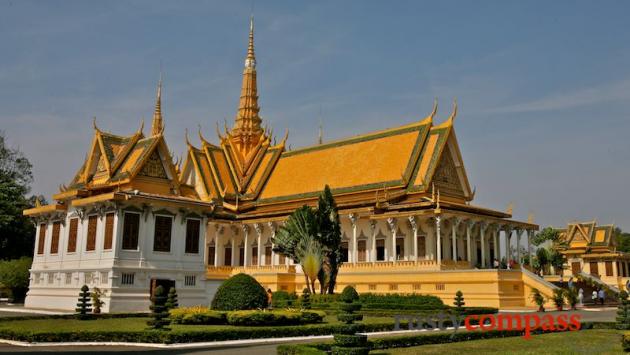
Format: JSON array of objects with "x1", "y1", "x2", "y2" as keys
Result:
[
  {"x1": 318, "y1": 105, "x2": 323, "y2": 145},
  {"x1": 151, "y1": 71, "x2": 164, "y2": 136},
  {"x1": 245, "y1": 15, "x2": 256, "y2": 69}
]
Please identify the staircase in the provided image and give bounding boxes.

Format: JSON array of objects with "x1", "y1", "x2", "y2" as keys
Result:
[{"x1": 550, "y1": 272, "x2": 619, "y2": 306}]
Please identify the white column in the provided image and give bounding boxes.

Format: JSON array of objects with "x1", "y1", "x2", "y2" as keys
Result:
[
  {"x1": 231, "y1": 237, "x2": 236, "y2": 267},
  {"x1": 242, "y1": 225, "x2": 249, "y2": 266},
  {"x1": 349, "y1": 214, "x2": 358, "y2": 264},
  {"x1": 479, "y1": 222, "x2": 486, "y2": 269},
  {"x1": 451, "y1": 218, "x2": 459, "y2": 261},
  {"x1": 369, "y1": 220, "x2": 377, "y2": 262},
  {"x1": 466, "y1": 221, "x2": 472, "y2": 264},
  {"x1": 516, "y1": 229, "x2": 523, "y2": 264},
  {"x1": 214, "y1": 227, "x2": 221, "y2": 267},
  {"x1": 436, "y1": 216, "x2": 442, "y2": 265},
  {"x1": 254, "y1": 223, "x2": 262, "y2": 267},
  {"x1": 387, "y1": 218, "x2": 397, "y2": 263},
  {"x1": 493, "y1": 227, "x2": 498, "y2": 264},
  {"x1": 268, "y1": 222, "x2": 277, "y2": 266},
  {"x1": 504, "y1": 228, "x2": 511, "y2": 264},
  {"x1": 408, "y1": 216, "x2": 418, "y2": 262}
]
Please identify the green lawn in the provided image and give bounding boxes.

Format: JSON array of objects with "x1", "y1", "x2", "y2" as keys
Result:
[
  {"x1": 374, "y1": 329, "x2": 623, "y2": 355},
  {"x1": 0, "y1": 315, "x2": 393, "y2": 333}
]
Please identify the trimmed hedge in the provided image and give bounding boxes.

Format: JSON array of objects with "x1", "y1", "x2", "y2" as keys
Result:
[
  {"x1": 308, "y1": 293, "x2": 447, "y2": 312},
  {"x1": 623, "y1": 331, "x2": 630, "y2": 352},
  {"x1": 0, "y1": 321, "x2": 615, "y2": 344},
  {"x1": 226, "y1": 310, "x2": 325, "y2": 326},
  {"x1": 211, "y1": 273, "x2": 268, "y2": 311},
  {"x1": 278, "y1": 323, "x2": 616, "y2": 355},
  {"x1": 0, "y1": 321, "x2": 399, "y2": 343},
  {"x1": 169, "y1": 307, "x2": 226, "y2": 325},
  {"x1": 0, "y1": 313, "x2": 150, "y2": 322}
]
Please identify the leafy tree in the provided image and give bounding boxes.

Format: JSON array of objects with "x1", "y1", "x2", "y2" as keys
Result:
[
  {"x1": 147, "y1": 285, "x2": 171, "y2": 330},
  {"x1": 75, "y1": 285, "x2": 92, "y2": 320},
  {"x1": 0, "y1": 132, "x2": 37, "y2": 260},
  {"x1": 165, "y1": 287, "x2": 178, "y2": 310},
  {"x1": 617, "y1": 291, "x2": 630, "y2": 330},
  {"x1": 453, "y1": 290, "x2": 465, "y2": 315},
  {"x1": 0, "y1": 257, "x2": 31, "y2": 302},
  {"x1": 317, "y1": 186, "x2": 342, "y2": 294},
  {"x1": 549, "y1": 249, "x2": 565, "y2": 276},
  {"x1": 532, "y1": 227, "x2": 560, "y2": 246},
  {"x1": 614, "y1": 228, "x2": 630, "y2": 253},
  {"x1": 535, "y1": 247, "x2": 549, "y2": 274}
]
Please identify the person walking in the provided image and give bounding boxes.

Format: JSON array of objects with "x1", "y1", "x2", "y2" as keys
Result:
[
  {"x1": 598, "y1": 289, "x2": 606, "y2": 305},
  {"x1": 626, "y1": 279, "x2": 630, "y2": 292},
  {"x1": 592, "y1": 290, "x2": 598, "y2": 305}
]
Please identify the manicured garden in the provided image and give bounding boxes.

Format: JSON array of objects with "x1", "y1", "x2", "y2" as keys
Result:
[{"x1": 373, "y1": 329, "x2": 622, "y2": 354}]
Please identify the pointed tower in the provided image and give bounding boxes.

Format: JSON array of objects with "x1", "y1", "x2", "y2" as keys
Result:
[
  {"x1": 151, "y1": 75, "x2": 164, "y2": 136},
  {"x1": 230, "y1": 16, "x2": 264, "y2": 156}
]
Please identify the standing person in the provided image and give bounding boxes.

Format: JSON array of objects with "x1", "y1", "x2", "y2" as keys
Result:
[
  {"x1": 626, "y1": 279, "x2": 630, "y2": 292},
  {"x1": 578, "y1": 288, "x2": 584, "y2": 307},
  {"x1": 493, "y1": 258, "x2": 499, "y2": 269},
  {"x1": 598, "y1": 289, "x2": 605, "y2": 305},
  {"x1": 592, "y1": 290, "x2": 598, "y2": 305},
  {"x1": 568, "y1": 276, "x2": 574, "y2": 289},
  {"x1": 267, "y1": 288, "x2": 273, "y2": 309}
]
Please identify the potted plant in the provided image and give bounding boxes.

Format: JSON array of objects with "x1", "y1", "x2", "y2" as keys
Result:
[
  {"x1": 565, "y1": 287, "x2": 578, "y2": 310},
  {"x1": 91, "y1": 287, "x2": 105, "y2": 314},
  {"x1": 530, "y1": 288, "x2": 546, "y2": 312},
  {"x1": 552, "y1": 288, "x2": 565, "y2": 311}
]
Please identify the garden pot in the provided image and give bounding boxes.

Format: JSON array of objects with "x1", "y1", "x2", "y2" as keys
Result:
[
  {"x1": 537, "y1": 306, "x2": 545, "y2": 312},
  {"x1": 556, "y1": 306, "x2": 563, "y2": 311},
  {"x1": 93, "y1": 308, "x2": 101, "y2": 314}
]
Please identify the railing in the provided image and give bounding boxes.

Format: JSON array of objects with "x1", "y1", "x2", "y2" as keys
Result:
[
  {"x1": 206, "y1": 264, "x2": 296, "y2": 278},
  {"x1": 578, "y1": 271, "x2": 620, "y2": 294},
  {"x1": 339, "y1": 260, "x2": 441, "y2": 272}
]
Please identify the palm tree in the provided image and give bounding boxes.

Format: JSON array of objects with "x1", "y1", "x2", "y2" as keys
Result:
[
  {"x1": 273, "y1": 206, "x2": 321, "y2": 292},
  {"x1": 296, "y1": 235, "x2": 324, "y2": 294}
]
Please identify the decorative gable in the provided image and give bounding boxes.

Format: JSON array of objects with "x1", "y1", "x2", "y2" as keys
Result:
[
  {"x1": 432, "y1": 145, "x2": 464, "y2": 197},
  {"x1": 139, "y1": 150, "x2": 168, "y2": 179}
]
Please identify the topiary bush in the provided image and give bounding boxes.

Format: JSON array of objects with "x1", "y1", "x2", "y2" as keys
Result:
[
  {"x1": 75, "y1": 285, "x2": 92, "y2": 320},
  {"x1": 147, "y1": 286, "x2": 171, "y2": 330},
  {"x1": 165, "y1": 287, "x2": 178, "y2": 310},
  {"x1": 301, "y1": 288, "x2": 312, "y2": 309},
  {"x1": 333, "y1": 286, "x2": 368, "y2": 355},
  {"x1": 453, "y1": 290, "x2": 465, "y2": 315},
  {"x1": 211, "y1": 273, "x2": 268, "y2": 311}
]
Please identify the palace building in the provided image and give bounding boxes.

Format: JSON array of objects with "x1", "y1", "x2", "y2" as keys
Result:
[
  {"x1": 23, "y1": 19, "x2": 557, "y2": 312},
  {"x1": 556, "y1": 221, "x2": 629, "y2": 290}
]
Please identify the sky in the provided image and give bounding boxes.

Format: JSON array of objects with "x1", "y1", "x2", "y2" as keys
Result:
[{"x1": 1, "y1": 1, "x2": 629, "y2": 230}]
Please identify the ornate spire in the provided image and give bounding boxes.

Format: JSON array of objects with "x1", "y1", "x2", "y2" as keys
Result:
[
  {"x1": 151, "y1": 73, "x2": 163, "y2": 136},
  {"x1": 231, "y1": 16, "x2": 263, "y2": 155}
]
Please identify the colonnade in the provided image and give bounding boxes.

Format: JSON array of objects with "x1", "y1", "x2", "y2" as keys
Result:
[{"x1": 206, "y1": 214, "x2": 537, "y2": 269}]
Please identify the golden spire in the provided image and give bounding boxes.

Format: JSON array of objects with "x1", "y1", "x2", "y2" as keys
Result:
[
  {"x1": 231, "y1": 15, "x2": 264, "y2": 155},
  {"x1": 151, "y1": 73, "x2": 163, "y2": 136}
]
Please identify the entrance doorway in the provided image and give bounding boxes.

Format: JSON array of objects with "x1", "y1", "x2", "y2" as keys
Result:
[
  {"x1": 572, "y1": 262, "x2": 581, "y2": 275},
  {"x1": 150, "y1": 278, "x2": 175, "y2": 299}
]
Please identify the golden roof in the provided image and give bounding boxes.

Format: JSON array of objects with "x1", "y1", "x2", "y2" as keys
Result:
[{"x1": 556, "y1": 221, "x2": 616, "y2": 253}]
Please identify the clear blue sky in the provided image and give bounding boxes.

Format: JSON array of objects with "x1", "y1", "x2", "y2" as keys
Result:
[{"x1": 1, "y1": 1, "x2": 629, "y2": 230}]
